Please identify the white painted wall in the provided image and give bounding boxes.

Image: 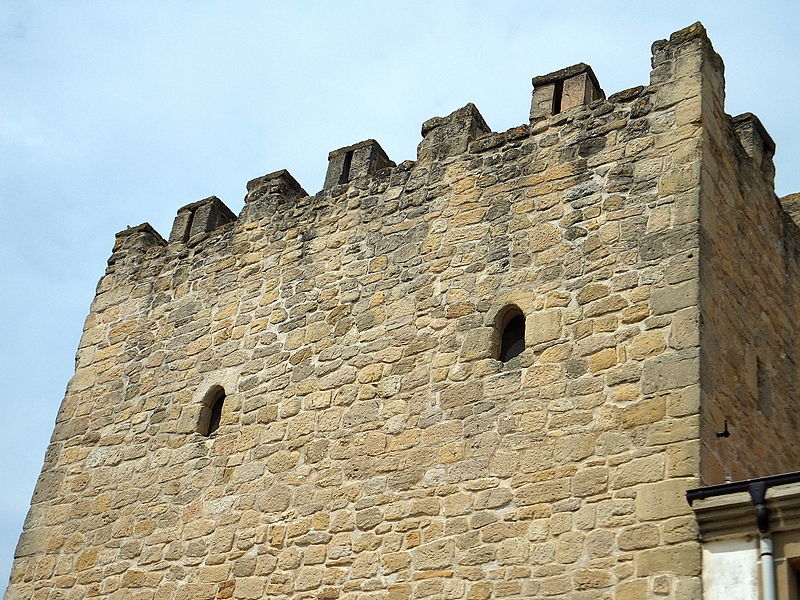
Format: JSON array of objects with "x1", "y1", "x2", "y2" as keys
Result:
[{"x1": 703, "y1": 537, "x2": 760, "y2": 600}]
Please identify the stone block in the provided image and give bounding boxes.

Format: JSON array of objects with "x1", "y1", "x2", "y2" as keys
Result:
[
  {"x1": 233, "y1": 577, "x2": 267, "y2": 599},
  {"x1": 418, "y1": 103, "x2": 491, "y2": 164},
  {"x1": 529, "y1": 224, "x2": 562, "y2": 252},
  {"x1": 616, "y1": 578, "x2": 647, "y2": 600},
  {"x1": 572, "y1": 467, "x2": 607, "y2": 497},
  {"x1": 612, "y1": 454, "x2": 666, "y2": 489},
  {"x1": 650, "y1": 280, "x2": 698, "y2": 315},
  {"x1": 577, "y1": 283, "x2": 609, "y2": 305},
  {"x1": 244, "y1": 169, "x2": 307, "y2": 204},
  {"x1": 669, "y1": 307, "x2": 699, "y2": 349},
  {"x1": 628, "y1": 330, "x2": 667, "y2": 360},
  {"x1": 641, "y1": 350, "x2": 699, "y2": 394},
  {"x1": 528, "y1": 310, "x2": 562, "y2": 346},
  {"x1": 635, "y1": 542, "x2": 701, "y2": 576},
  {"x1": 732, "y1": 112, "x2": 775, "y2": 178},
  {"x1": 617, "y1": 523, "x2": 660, "y2": 550},
  {"x1": 169, "y1": 196, "x2": 236, "y2": 244},
  {"x1": 574, "y1": 568, "x2": 612, "y2": 589},
  {"x1": 176, "y1": 583, "x2": 217, "y2": 600},
  {"x1": 459, "y1": 328, "x2": 494, "y2": 361},
  {"x1": 111, "y1": 223, "x2": 167, "y2": 256},
  {"x1": 530, "y1": 63, "x2": 604, "y2": 121},
  {"x1": 415, "y1": 540, "x2": 454, "y2": 570},
  {"x1": 636, "y1": 478, "x2": 696, "y2": 521},
  {"x1": 382, "y1": 551, "x2": 411, "y2": 573},
  {"x1": 516, "y1": 479, "x2": 571, "y2": 505}
]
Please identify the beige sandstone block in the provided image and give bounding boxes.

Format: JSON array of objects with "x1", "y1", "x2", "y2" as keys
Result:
[
  {"x1": 669, "y1": 307, "x2": 699, "y2": 349},
  {"x1": 646, "y1": 416, "x2": 699, "y2": 445},
  {"x1": 382, "y1": 551, "x2": 411, "y2": 573},
  {"x1": 616, "y1": 578, "x2": 648, "y2": 600},
  {"x1": 171, "y1": 584, "x2": 214, "y2": 600},
  {"x1": 636, "y1": 542, "x2": 701, "y2": 576},
  {"x1": 466, "y1": 581, "x2": 492, "y2": 600},
  {"x1": 611, "y1": 454, "x2": 666, "y2": 489},
  {"x1": 528, "y1": 310, "x2": 562, "y2": 345},
  {"x1": 516, "y1": 479, "x2": 571, "y2": 506},
  {"x1": 415, "y1": 540, "x2": 454, "y2": 570},
  {"x1": 577, "y1": 283, "x2": 609, "y2": 305},
  {"x1": 585, "y1": 529, "x2": 613, "y2": 557},
  {"x1": 233, "y1": 577, "x2": 266, "y2": 599},
  {"x1": 74, "y1": 548, "x2": 98, "y2": 571},
  {"x1": 199, "y1": 564, "x2": 230, "y2": 583},
  {"x1": 622, "y1": 304, "x2": 650, "y2": 324},
  {"x1": 574, "y1": 567, "x2": 612, "y2": 589},
  {"x1": 610, "y1": 383, "x2": 640, "y2": 403},
  {"x1": 525, "y1": 364, "x2": 563, "y2": 387},
  {"x1": 667, "y1": 441, "x2": 699, "y2": 477},
  {"x1": 555, "y1": 531, "x2": 585, "y2": 563},
  {"x1": 439, "y1": 441, "x2": 465, "y2": 463},
  {"x1": 387, "y1": 583, "x2": 412, "y2": 600},
  {"x1": 628, "y1": 330, "x2": 667, "y2": 360},
  {"x1": 539, "y1": 343, "x2": 572, "y2": 362},
  {"x1": 571, "y1": 467, "x2": 607, "y2": 497},
  {"x1": 554, "y1": 434, "x2": 594, "y2": 462},
  {"x1": 636, "y1": 478, "x2": 696, "y2": 521},
  {"x1": 589, "y1": 348, "x2": 618, "y2": 372},
  {"x1": 529, "y1": 224, "x2": 562, "y2": 251},
  {"x1": 662, "y1": 515, "x2": 699, "y2": 545},
  {"x1": 617, "y1": 523, "x2": 660, "y2": 550}
]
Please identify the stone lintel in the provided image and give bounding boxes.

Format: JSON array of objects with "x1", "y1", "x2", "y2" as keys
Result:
[
  {"x1": 530, "y1": 63, "x2": 605, "y2": 122},
  {"x1": 245, "y1": 169, "x2": 308, "y2": 204},
  {"x1": 531, "y1": 62, "x2": 600, "y2": 89},
  {"x1": 323, "y1": 139, "x2": 394, "y2": 189},
  {"x1": 417, "y1": 103, "x2": 491, "y2": 164},
  {"x1": 169, "y1": 196, "x2": 236, "y2": 243}
]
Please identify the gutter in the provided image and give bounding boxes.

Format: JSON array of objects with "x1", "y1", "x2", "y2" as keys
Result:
[
  {"x1": 686, "y1": 471, "x2": 800, "y2": 505},
  {"x1": 686, "y1": 472, "x2": 800, "y2": 600}
]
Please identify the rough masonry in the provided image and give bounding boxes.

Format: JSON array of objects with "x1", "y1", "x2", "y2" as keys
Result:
[{"x1": 6, "y1": 22, "x2": 800, "y2": 600}]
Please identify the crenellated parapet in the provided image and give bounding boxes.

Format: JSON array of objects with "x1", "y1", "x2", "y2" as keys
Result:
[{"x1": 108, "y1": 22, "x2": 786, "y2": 281}]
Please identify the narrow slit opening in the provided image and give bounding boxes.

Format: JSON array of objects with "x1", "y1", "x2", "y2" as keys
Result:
[
  {"x1": 553, "y1": 80, "x2": 563, "y2": 115},
  {"x1": 339, "y1": 150, "x2": 354, "y2": 184},
  {"x1": 181, "y1": 207, "x2": 198, "y2": 243}
]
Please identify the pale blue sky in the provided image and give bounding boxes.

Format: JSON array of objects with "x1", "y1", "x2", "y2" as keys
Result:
[{"x1": 2, "y1": 0, "x2": 799, "y2": 587}]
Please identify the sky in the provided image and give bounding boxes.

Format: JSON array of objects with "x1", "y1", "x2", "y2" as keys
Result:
[{"x1": 2, "y1": 0, "x2": 799, "y2": 587}]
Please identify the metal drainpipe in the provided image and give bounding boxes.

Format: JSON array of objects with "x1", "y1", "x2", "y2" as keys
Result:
[
  {"x1": 750, "y1": 481, "x2": 777, "y2": 600},
  {"x1": 760, "y1": 535, "x2": 776, "y2": 600}
]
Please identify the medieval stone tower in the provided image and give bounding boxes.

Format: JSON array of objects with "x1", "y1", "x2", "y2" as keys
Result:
[{"x1": 7, "y1": 22, "x2": 800, "y2": 600}]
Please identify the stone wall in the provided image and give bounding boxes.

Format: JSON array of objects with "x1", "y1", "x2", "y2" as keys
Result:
[
  {"x1": 7, "y1": 22, "x2": 792, "y2": 600},
  {"x1": 697, "y1": 52, "x2": 800, "y2": 483}
]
